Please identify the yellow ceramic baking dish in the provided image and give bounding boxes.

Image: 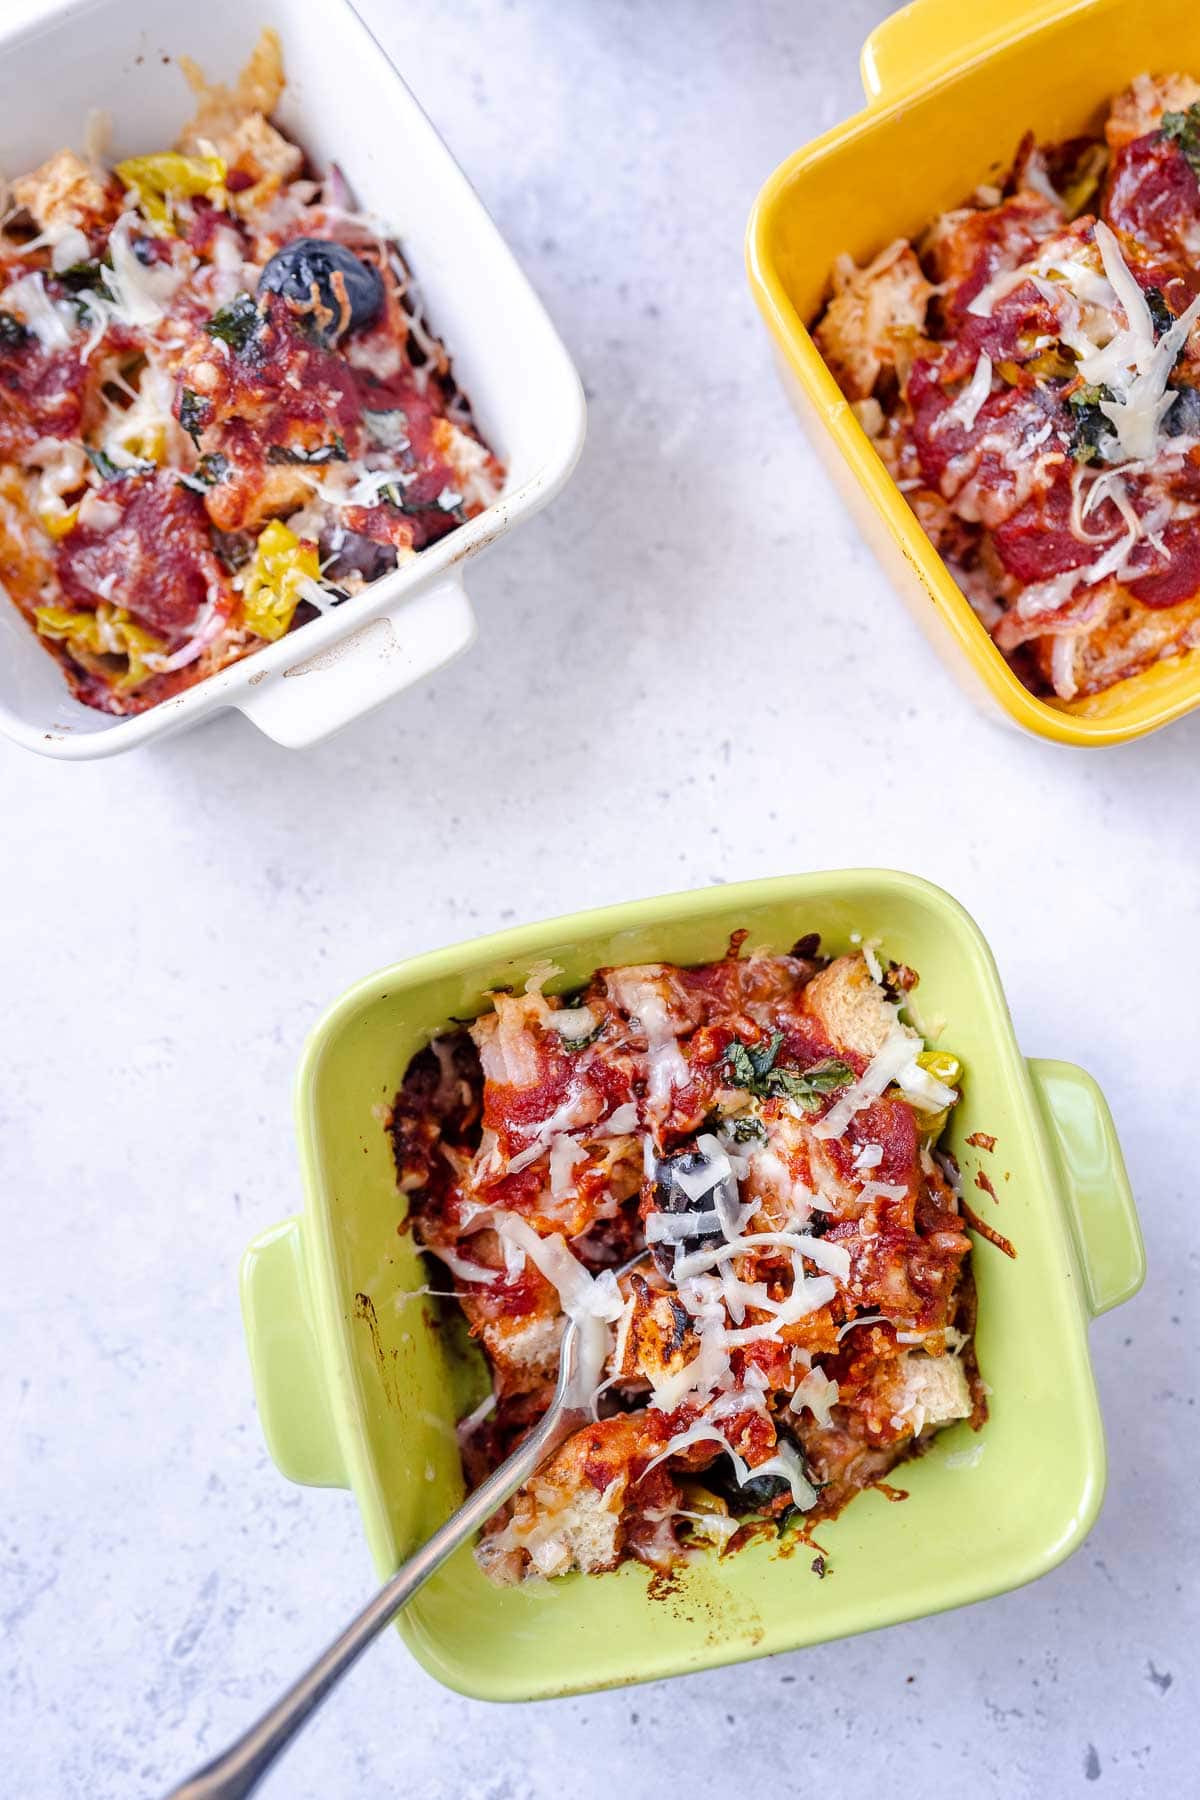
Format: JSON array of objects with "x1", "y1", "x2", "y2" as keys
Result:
[{"x1": 747, "y1": 0, "x2": 1200, "y2": 746}]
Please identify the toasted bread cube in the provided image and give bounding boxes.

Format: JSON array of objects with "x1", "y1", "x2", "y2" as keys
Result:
[
  {"x1": 893, "y1": 1351, "x2": 972, "y2": 1435},
  {"x1": 802, "y1": 951, "x2": 895, "y2": 1060},
  {"x1": 620, "y1": 1277, "x2": 696, "y2": 1386},
  {"x1": 219, "y1": 112, "x2": 303, "y2": 191},
  {"x1": 477, "y1": 1307, "x2": 564, "y2": 1395},
  {"x1": 12, "y1": 148, "x2": 115, "y2": 234},
  {"x1": 814, "y1": 240, "x2": 932, "y2": 402},
  {"x1": 1106, "y1": 72, "x2": 1200, "y2": 149}
]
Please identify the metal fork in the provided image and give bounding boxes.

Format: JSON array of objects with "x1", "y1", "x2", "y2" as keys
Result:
[{"x1": 166, "y1": 1250, "x2": 647, "y2": 1799}]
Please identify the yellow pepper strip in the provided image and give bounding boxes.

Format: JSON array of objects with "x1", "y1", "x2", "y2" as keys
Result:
[
  {"x1": 114, "y1": 153, "x2": 227, "y2": 233},
  {"x1": 676, "y1": 1482, "x2": 738, "y2": 1550},
  {"x1": 34, "y1": 601, "x2": 165, "y2": 690},
  {"x1": 239, "y1": 519, "x2": 320, "y2": 642},
  {"x1": 1024, "y1": 347, "x2": 1076, "y2": 382},
  {"x1": 39, "y1": 505, "x2": 78, "y2": 542},
  {"x1": 1060, "y1": 146, "x2": 1109, "y2": 221},
  {"x1": 917, "y1": 1050, "x2": 961, "y2": 1088},
  {"x1": 107, "y1": 420, "x2": 167, "y2": 466},
  {"x1": 915, "y1": 1049, "x2": 962, "y2": 1145}
]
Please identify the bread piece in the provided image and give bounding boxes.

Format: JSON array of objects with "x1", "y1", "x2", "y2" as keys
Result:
[
  {"x1": 814, "y1": 240, "x2": 932, "y2": 401},
  {"x1": 802, "y1": 951, "x2": 896, "y2": 1060}
]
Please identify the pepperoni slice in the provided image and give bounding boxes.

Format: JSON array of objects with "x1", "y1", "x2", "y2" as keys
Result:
[
  {"x1": 1125, "y1": 520, "x2": 1200, "y2": 607},
  {"x1": 57, "y1": 472, "x2": 221, "y2": 641},
  {"x1": 1103, "y1": 131, "x2": 1200, "y2": 261}
]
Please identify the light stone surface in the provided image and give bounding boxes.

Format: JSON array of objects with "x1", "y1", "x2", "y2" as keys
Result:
[{"x1": 1, "y1": 1, "x2": 1196, "y2": 1795}]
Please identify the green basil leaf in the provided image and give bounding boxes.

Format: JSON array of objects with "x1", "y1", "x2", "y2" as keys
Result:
[{"x1": 1162, "y1": 103, "x2": 1200, "y2": 177}]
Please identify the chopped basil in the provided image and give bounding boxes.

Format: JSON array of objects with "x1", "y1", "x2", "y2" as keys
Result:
[
  {"x1": 1162, "y1": 103, "x2": 1200, "y2": 178},
  {"x1": 770, "y1": 1060, "x2": 857, "y2": 1111},
  {"x1": 561, "y1": 1020, "x2": 605, "y2": 1053},
  {"x1": 85, "y1": 445, "x2": 154, "y2": 481},
  {"x1": 56, "y1": 260, "x2": 113, "y2": 300},
  {"x1": 725, "y1": 1031, "x2": 784, "y2": 1091},
  {"x1": 728, "y1": 1115, "x2": 767, "y2": 1145},
  {"x1": 56, "y1": 260, "x2": 114, "y2": 322},
  {"x1": 204, "y1": 292, "x2": 262, "y2": 355},
  {"x1": 55, "y1": 260, "x2": 103, "y2": 290},
  {"x1": 1144, "y1": 285, "x2": 1176, "y2": 336},
  {"x1": 196, "y1": 451, "x2": 229, "y2": 485},
  {"x1": 723, "y1": 1035, "x2": 854, "y2": 1109},
  {"x1": 84, "y1": 446, "x2": 125, "y2": 482},
  {"x1": 266, "y1": 435, "x2": 348, "y2": 465},
  {"x1": 363, "y1": 408, "x2": 410, "y2": 450},
  {"x1": 0, "y1": 309, "x2": 30, "y2": 351},
  {"x1": 178, "y1": 387, "x2": 211, "y2": 447},
  {"x1": 1067, "y1": 383, "x2": 1115, "y2": 465}
]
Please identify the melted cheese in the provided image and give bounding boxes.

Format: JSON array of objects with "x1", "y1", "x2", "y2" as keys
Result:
[
  {"x1": 1, "y1": 272, "x2": 74, "y2": 350},
  {"x1": 106, "y1": 213, "x2": 184, "y2": 327},
  {"x1": 671, "y1": 1229, "x2": 850, "y2": 1285},
  {"x1": 812, "y1": 1023, "x2": 917, "y2": 1139},
  {"x1": 641, "y1": 1390, "x2": 819, "y2": 1513},
  {"x1": 493, "y1": 1213, "x2": 624, "y2": 1325},
  {"x1": 789, "y1": 1364, "x2": 839, "y2": 1427},
  {"x1": 941, "y1": 351, "x2": 993, "y2": 433},
  {"x1": 1085, "y1": 222, "x2": 1200, "y2": 462}
]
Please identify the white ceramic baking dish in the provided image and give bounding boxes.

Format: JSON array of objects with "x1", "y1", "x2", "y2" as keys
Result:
[{"x1": 0, "y1": 0, "x2": 585, "y2": 757}]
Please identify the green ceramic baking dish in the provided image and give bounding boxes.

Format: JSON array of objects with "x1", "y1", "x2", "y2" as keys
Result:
[{"x1": 240, "y1": 871, "x2": 1144, "y2": 1699}]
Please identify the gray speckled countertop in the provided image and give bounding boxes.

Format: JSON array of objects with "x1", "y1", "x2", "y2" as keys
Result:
[{"x1": 2, "y1": 1, "x2": 1195, "y2": 1794}]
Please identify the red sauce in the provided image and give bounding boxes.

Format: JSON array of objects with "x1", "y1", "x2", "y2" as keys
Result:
[
  {"x1": 935, "y1": 192, "x2": 1061, "y2": 326},
  {"x1": 184, "y1": 200, "x2": 248, "y2": 258},
  {"x1": 477, "y1": 1263, "x2": 547, "y2": 1322},
  {"x1": 344, "y1": 375, "x2": 470, "y2": 551},
  {"x1": 958, "y1": 1199, "x2": 1016, "y2": 1259},
  {"x1": 340, "y1": 504, "x2": 415, "y2": 552},
  {"x1": 482, "y1": 1065, "x2": 574, "y2": 1144},
  {"x1": 952, "y1": 280, "x2": 1061, "y2": 372},
  {"x1": 974, "y1": 1169, "x2": 1000, "y2": 1206},
  {"x1": 839, "y1": 1096, "x2": 921, "y2": 1194},
  {"x1": 778, "y1": 1015, "x2": 845, "y2": 1072},
  {"x1": 187, "y1": 295, "x2": 366, "y2": 463},
  {"x1": 479, "y1": 1165, "x2": 545, "y2": 1215}
]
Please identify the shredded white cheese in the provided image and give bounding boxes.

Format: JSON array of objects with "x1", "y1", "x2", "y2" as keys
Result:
[{"x1": 941, "y1": 352, "x2": 994, "y2": 434}]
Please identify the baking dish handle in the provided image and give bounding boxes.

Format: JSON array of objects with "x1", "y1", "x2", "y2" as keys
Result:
[
  {"x1": 1026, "y1": 1058, "x2": 1145, "y2": 1318},
  {"x1": 860, "y1": 0, "x2": 1073, "y2": 106},
  {"x1": 233, "y1": 569, "x2": 476, "y2": 750},
  {"x1": 241, "y1": 1216, "x2": 349, "y2": 1488}
]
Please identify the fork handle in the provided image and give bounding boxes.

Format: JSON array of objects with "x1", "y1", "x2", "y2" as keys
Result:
[{"x1": 164, "y1": 1403, "x2": 580, "y2": 1799}]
